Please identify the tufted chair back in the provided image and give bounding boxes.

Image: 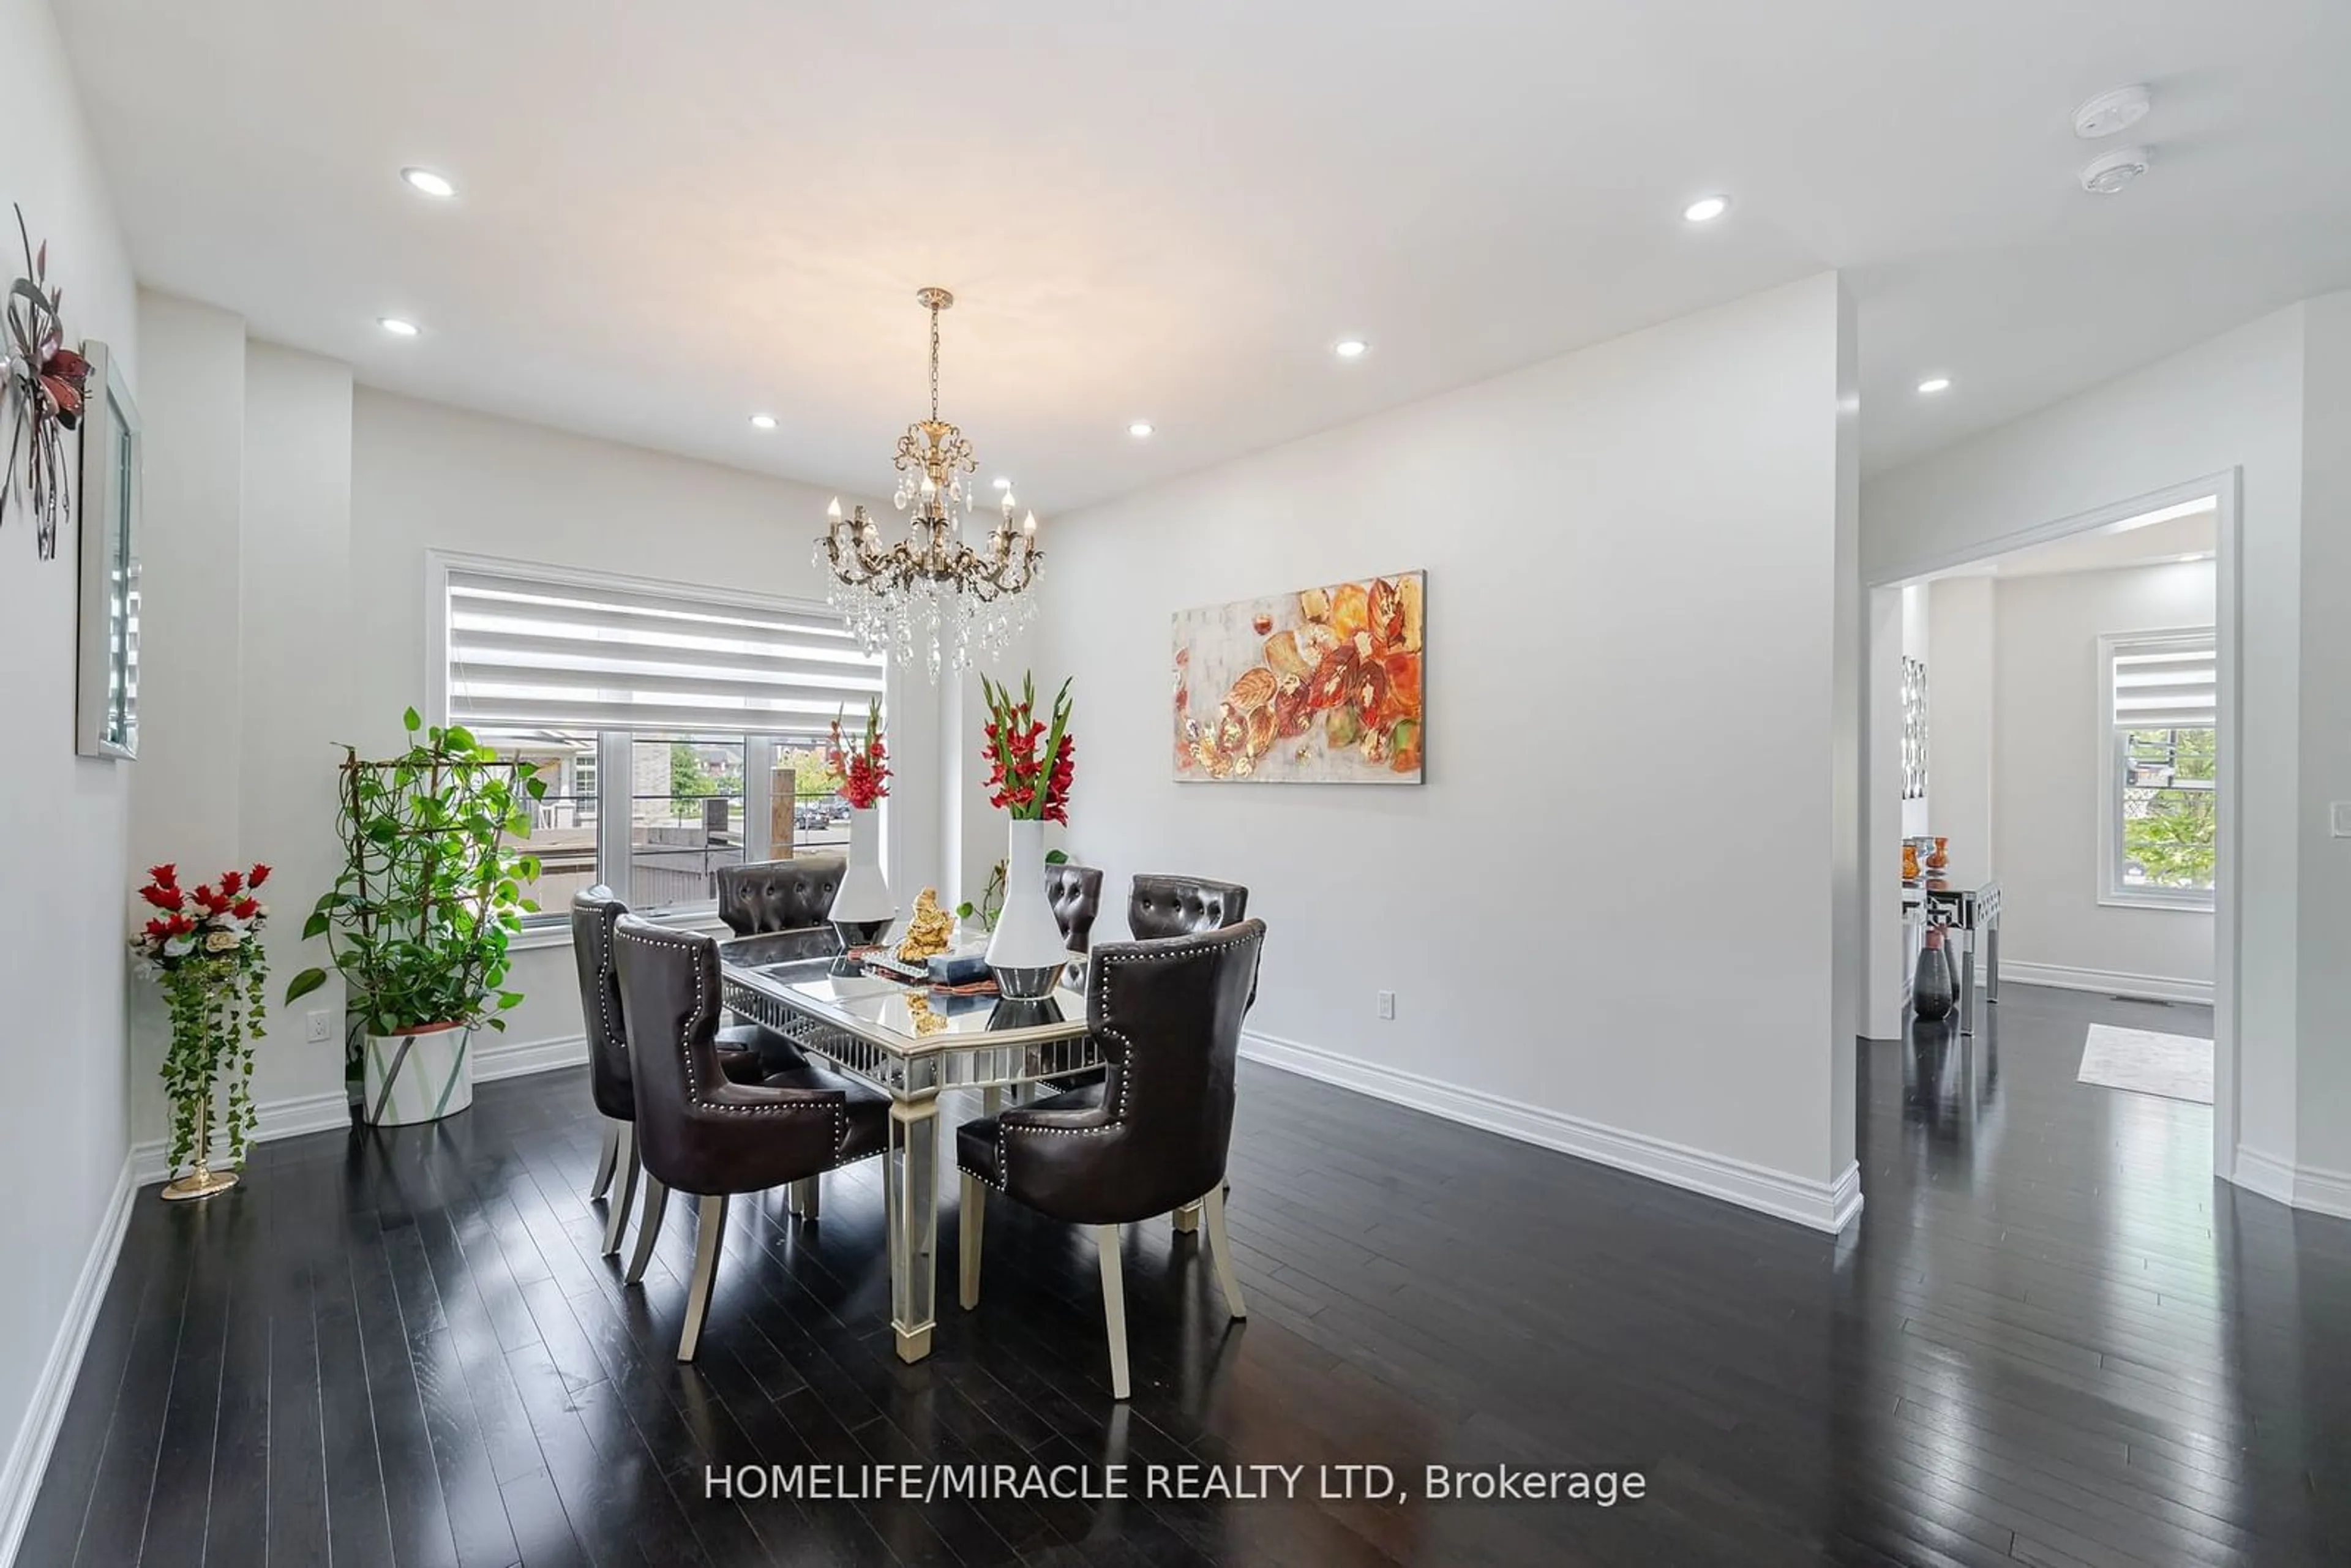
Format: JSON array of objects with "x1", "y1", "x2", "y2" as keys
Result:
[
  {"x1": 1127, "y1": 874, "x2": 1249, "y2": 941},
  {"x1": 989, "y1": 921, "x2": 1266, "y2": 1225},
  {"x1": 716, "y1": 856, "x2": 846, "y2": 936},
  {"x1": 571, "y1": 885, "x2": 634, "y2": 1122},
  {"x1": 1044, "y1": 862, "x2": 1106, "y2": 953},
  {"x1": 610, "y1": 917, "x2": 848, "y2": 1195}
]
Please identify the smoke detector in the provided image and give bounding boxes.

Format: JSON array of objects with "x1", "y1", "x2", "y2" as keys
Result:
[
  {"x1": 2080, "y1": 146, "x2": 2150, "y2": 195},
  {"x1": 2074, "y1": 84, "x2": 2151, "y2": 139}
]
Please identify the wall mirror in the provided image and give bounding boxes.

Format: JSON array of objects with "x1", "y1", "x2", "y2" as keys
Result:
[{"x1": 75, "y1": 339, "x2": 140, "y2": 759}]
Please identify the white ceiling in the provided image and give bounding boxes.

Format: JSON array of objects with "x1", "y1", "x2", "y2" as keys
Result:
[{"x1": 52, "y1": 1, "x2": 2351, "y2": 516}]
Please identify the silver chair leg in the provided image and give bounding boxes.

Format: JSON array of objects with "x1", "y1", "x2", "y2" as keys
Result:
[
  {"x1": 599, "y1": 1123, "x2": 639, "y2": 1256},
  {"x1": 959, "y1": 1172, "x2": 984, "y2": 1310},
  {"x1": 1202, "y1": 1184, "x2": 1246, "y2": 1319},
  {"x1": 787, "y1": 1176, "x2": 820, "y2": 1220},
  {"x1": 588, "y1": 1119, "x2": 620, "y2": 1202},
  {"x1": 677, "y1": 1194, "x2": 730, "y2": 1362},
  {"x1": 1096, "y1": 1223, "x2": 1131, "y2": 1400},
  {"x1": 624, "y1": 1175, "x2": 670, "y2": 1285}
]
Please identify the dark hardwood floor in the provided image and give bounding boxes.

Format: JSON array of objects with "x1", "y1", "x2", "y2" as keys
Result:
[{"x1": 22, "y1": 984, "x2": 2351, "y2": 1566}]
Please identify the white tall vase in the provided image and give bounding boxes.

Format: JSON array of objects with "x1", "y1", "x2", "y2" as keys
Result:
[
  {"x1": 828, "y1": 804, "x2": 895, "y2": 947},
  {"x1": 986, "y1": 816, "x2": 1070, "y2": 998}
]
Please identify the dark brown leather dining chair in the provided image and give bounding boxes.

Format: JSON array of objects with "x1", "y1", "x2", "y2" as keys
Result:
[
  {"x1": 715, "y1": 856, "x2": 846, "y2": 937},
  {"x1": 956, "y1": 920, "x2": 1266, "y2": 1398},
  {"x1": 610, "y1": 915, "x2": 890, "y2": 1360},
  {"x1": 1045, "y1": 861, "x2": 1105, "y2": 953},
  {"x1": 572, "y1": 887, "x2": 771, "y2": 1258},
  {"x1": 1127, "y1": 874, "x2": 1248, "y2": 940}
]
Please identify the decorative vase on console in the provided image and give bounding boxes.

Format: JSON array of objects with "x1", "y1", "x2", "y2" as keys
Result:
[
  {"x1": 978, "y1": 671, "x2": 1078, "y2": 999},
  {"x1": 1924, "y1": 836, "x2": 1950, "y2": 877},
  {"x1": 1913, "y1": 920, "x2": 1957, "y2": 1021},
  {"x1": 824, "y1": 698, "x2": 895, "y2": 947}
]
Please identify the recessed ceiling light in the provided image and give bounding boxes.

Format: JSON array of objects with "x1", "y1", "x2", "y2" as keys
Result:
[
  {"x1": 749, "y1": 413, "x2": 778, "y2": 430},
  {"x1": 378, "y1": 317, "x2": 420, "y2": 337},
  {"x1": 400, "y1": 167, "x2": 456, "y2": 198},
  {"x1": 1334, "y1": 339, "x2": 1369, "y2": 359},
  {"x1": 992, "y1": 476, "x2": 1013, "y2": 490},
  {"x1": 1916, "y1": 376, "x2": 1951, "y2": 394},
  {"x1": 1682, "y1": 195, "x2": 1731, "y2": 223},
  {"x1": 1128, "y1": 421, "x2": 1154, "y2": 438}
]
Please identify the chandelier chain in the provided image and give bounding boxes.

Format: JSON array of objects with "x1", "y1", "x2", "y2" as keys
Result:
[{"x1": 928, "y1": 300, "x2": 941, "y2": 424}]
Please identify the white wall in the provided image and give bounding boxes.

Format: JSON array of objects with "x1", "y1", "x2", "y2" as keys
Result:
[
  {"x1": 1862, "y1": 301, "x2": 2317, "y2": 1194},
  {"x1": 1925, "y1": 577, "x2": 1995, "y2": 888},
  {"x1": 0, "y1": 0, "x2": 140, "y2": 1542},
  {"x1": 1033, "y1": 275, "x2": 1860, "y2": 1226},
  {"x1": 124, "y1": 295, "x2": 244, "y2": 1142},
  {"x1": 1991, "y1": 561, "x2": 2216, "y2": 988},
  {"x1": 2295, "y1": 294, "x2": 2351, "y2": 1185}
]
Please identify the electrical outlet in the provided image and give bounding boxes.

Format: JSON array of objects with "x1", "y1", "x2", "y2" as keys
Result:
[
  {"x1": 2333, "y1": 802, "x2": 2351, "y2": 839},
  {"x1": 306, "y1": 1009, "x2": 335, "y2": 1044},
  {"x1": 1376, "y1": 991, "x2": 1396, "y2": 1021}
]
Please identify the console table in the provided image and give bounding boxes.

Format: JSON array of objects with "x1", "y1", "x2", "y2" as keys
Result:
[{"x1": 1903, "y1": 877, "x2": 2002, "y2": 1033}]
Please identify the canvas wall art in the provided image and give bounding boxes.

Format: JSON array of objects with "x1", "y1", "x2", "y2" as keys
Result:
[{"x1": 1172, "y1": 570, "x2": 1423, "y2": 783}]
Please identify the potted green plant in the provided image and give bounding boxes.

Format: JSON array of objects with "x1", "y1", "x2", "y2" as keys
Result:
[{"x1": 286, "y1": 708, "x2": 544, "y2": 1125}]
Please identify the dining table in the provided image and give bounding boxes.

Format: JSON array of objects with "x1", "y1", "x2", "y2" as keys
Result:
[{"x1": 714, "y1": 931, "x2": 1101, "y2": 1362}]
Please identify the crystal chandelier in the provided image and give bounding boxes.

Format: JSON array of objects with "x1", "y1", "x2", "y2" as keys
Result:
[{"x1": 816, "y1": 287, "x2": 1043, "y2": 678}]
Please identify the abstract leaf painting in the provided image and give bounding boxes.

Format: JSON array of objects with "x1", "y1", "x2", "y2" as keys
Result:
[{"x1": 1172, "y1": 571, "x2": 1424, "y2": 784}]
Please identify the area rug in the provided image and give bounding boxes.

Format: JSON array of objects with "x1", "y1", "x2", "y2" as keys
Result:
[{"x1": 2077, "y1": 1022, "x2": 2214, "y2": 1105}]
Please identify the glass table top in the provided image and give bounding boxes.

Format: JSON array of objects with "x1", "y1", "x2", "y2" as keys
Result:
[{"x1": 722, "y1": 953, "x2": 1090, "y2": 1052}]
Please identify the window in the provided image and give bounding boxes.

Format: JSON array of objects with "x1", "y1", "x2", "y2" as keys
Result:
[
  {"x1": 437, "y1": 558, "x2": 885, "y2": 921},
  {"x1": 2099, "y1": 630, "x2": 2216, "y2": 909}
]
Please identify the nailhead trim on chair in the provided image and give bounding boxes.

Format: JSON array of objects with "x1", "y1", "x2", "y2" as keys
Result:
[
  {"x1": 616, "y1": 926, "x2": 849, "y2": 1161},
  {"x1": 959, "y1": 926, "x2": 1261, "y2": 1194}
]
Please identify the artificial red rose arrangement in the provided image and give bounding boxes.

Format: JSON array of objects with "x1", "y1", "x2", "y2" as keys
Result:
[
  {"x1": 827, "y1": 697, "x2": 890, "y2": 809},
  {"x1": 130, "y1": 861, "x2": 274, "y2": 1188},
  {"x1": 979, "y1": 672, "x2": 1075, "y2": 823},
  {"x1": 135, "y1": 861, "x2": 272, "y2": 967}
]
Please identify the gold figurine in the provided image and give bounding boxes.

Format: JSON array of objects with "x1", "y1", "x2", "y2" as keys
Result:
[{"x1": 896, "y1": 887, "x2": 955, "y2": 962}]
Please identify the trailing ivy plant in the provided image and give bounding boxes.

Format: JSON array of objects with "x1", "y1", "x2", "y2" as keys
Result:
[{"x1": 286, "y1": 708, "x2": 546, "y2": 1067}]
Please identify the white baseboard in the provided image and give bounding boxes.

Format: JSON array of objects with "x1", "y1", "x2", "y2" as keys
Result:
[
  {"x1": 130, "y1": 1088, "x2": 351, "y2": 1187},
  {"x1": 475, "y1": 1033, "x2": 587, "y2": 1084},
  {"x1": 1995, "y1": 961, "x2": 2213, "y2": 1007},
  {"x1": 128, "y1": 1035, "x2": 588, "y2": 1185},
  {"x1": 0, "y1": 1155, "x2": 135, "y2": 1568},
  {"x1": 1240, "y1": 1029, "x2": 1863, "y2": 1234},
  {"x1": 2229, "y1": 1146, "x2": 2351, "y2": 1219}
]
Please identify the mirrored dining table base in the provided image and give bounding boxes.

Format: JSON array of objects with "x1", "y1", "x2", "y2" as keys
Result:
[{"x1": 721, "y1": 980, "x2": 1106, "y2": 1362}]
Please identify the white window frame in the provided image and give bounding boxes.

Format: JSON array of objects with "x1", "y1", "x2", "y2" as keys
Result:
[
  {"x1": 424, "y1": 549, "x2": 883, "y2": 929},
  {"x1": 2097, "y1": 628, "x2": 2217, "y2": 912}
]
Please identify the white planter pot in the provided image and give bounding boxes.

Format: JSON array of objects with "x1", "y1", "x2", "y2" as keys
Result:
[
  {"x1": 364, "y1": 1022, "x2": 476, "y2": 1126},
  {"x1": 828, "y1": 804, "x2": 896, "y2": 945},
  {"x1": 986, "y1": 817, "x2": 1071, "y2": 998}
]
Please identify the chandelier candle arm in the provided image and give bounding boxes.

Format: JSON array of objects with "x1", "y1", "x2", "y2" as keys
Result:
[{"x1": 815, "y1": 287, "x2": 1045, "y2": 675}]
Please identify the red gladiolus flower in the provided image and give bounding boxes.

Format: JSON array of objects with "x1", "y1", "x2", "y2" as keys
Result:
[
  {"x1": 248, "y1": 863, "x2": 271, "y2": 888},
  {"x1": 166, "y1": 913, "x2": 197, "y2": 936},
  {"x1": 220, "y1": 869, "x2": 244, "y2": 896},
  {"x1": 143, "y1": 918, "x2": 170, "y2": 940},
  {"x1": 140, "y1": 884, "x2": 183, "y2": 911},
  {"x1": 231, "y1": 897, "x2": 260, "y2": 920},
  {"x1": 148, "y1": 863, "x2": 178, "y2": 888}
]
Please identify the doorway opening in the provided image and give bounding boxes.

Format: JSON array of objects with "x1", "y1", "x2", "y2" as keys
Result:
[{"x1": 1861, "y1": 475, "x2": 2238, "y2": 1177}]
